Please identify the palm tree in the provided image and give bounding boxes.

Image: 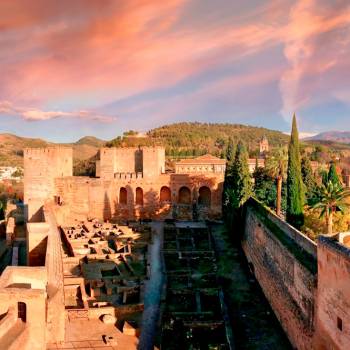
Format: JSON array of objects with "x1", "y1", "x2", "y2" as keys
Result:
[
  {"x1": 265, "y1": 147, "x2": 288, "y2": 216},
  {"x1": 311, "y1": 181, "x2": 350, "y2": 234}
]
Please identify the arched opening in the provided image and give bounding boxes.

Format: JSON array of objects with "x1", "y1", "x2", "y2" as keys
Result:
[
  {"x1": 178, "y1": 186, "x2": 191, "y2": 204},
  {"x1": 160, "y1": 186, "x2": 171, "y2": 203},
  {"x1": 18, "y1": 302, "x2": 26, "y2": 322},
  {"x1": 136, "y1": 187, "x2": 143, "y2": 205},
  {"x1": 119, "y1": 187, "x2": 127, "y2": 205},
  {"x1": 198, "y1": 186, "x2": 211, "y2": 207}
]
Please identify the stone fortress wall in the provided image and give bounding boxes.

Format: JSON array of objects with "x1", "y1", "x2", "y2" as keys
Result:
[
  {"x1": 24, "y1": 146, "x2": 224, "y2": 223},
  {"x1": 24, "y1": 147, "x2": 72, "y2": 222},
  {"x1": 243, "y1": 198, "x2": 350, "y2": 350}
]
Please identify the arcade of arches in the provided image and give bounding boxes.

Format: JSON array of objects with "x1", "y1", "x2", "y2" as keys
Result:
[{"x1": 117, "y1": 186, "x2": 212, "y2": 207}]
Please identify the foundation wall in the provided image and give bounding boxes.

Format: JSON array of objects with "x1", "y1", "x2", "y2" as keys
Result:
[{"x1": 242, "y1": 199, "x2": 317, "y2": 350}]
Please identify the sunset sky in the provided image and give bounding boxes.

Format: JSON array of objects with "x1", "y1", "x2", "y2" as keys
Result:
[{"x1": 0, "y1": 0, "x2": 350, "y2": 142}]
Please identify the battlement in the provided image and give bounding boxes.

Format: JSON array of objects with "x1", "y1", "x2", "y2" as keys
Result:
[
  {"x1": 98, "y1": 146, "x2": 165, "y2": 179},
  {"x1": 24, "y1": 146, "x2": 72, "y2": 157},
  {"x1": 114, "y1": 172, "x2": 144, "y2": 179}
]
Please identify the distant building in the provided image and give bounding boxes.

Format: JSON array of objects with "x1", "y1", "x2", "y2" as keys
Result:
[
  {"x1": 0, "y1": 166, "x2": 23, "y2": 182},
  {"x1": 342, "y1": 169, "x2": 350, "y2": 188},
  {"x1": 174, "y1": 154, "x2": 226, "y2": 174},
  {"x1": 248, "y1": 158, "x2": 265, "y2": 173}
]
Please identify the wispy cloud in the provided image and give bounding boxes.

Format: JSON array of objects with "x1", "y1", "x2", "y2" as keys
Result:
[
  {"x1": 0, "y1": 101, "x2": 114, "y2": 122},
  {"x1": 279, "y1": 0, "x2": 350, "y2": 122}
]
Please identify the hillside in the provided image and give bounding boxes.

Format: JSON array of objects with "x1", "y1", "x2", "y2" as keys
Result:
[
  {"x1": 2, "y1": 123, "x2": 349, "y2": 171},
  {"x1": 0, "y1": 133, "x2": 103, "y2": 167},
  {"x1": 107, "y1": 122, "x2": 290, "y2": 157},
  {"x1": 0, "y1": 133, "x2": 52, "y2": 166},
  {"x1": 75, "y1": 136, "x2": 105, "y2": 148},
  {"x1": 307, "y1": 131, "x2": 350, "y2": 144}
]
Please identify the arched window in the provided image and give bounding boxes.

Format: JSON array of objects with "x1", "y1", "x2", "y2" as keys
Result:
[
  {"x1": 160, "y1": 186, "x2": 171, "y2": 203},
  {"x1": 136, "y1": 187, "x2": 143, "y2": 205},
  {"x1": 178, "y1": 186, "x2": 191, "y2": 204},
  {"x1": 119, "y1": 187, "x2": 127, "y2": 205},
  {"x1": 198, "y1": 186, "x2": 211, "y2": 207},
  {"x1": 18, "y1": 302, "x2": 26, "y2": 322}
]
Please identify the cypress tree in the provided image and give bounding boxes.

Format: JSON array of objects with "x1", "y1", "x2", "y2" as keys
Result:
[
  {"x1": 301, "y1": 155, "x2": 317, "y2": 202},
  {"x1": 225, "y1": 138, "x2": 235, "y2": 163},
  {"x1": 230, "y1": 141, "x2": 252, "y2": 209},
  {"x1": 286, "y1": 114, "x2": 305, "y2": 229},
  {"x1": 327, "y1": 161, "x2": 341, "y2": 186},
  {"x1": 222, "y1": 141, "x2": 252, "y2": 219}
]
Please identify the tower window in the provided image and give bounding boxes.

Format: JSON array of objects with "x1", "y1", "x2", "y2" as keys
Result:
[{"x1": 337, "y1": 316, "x2": 343, "y2": 331}]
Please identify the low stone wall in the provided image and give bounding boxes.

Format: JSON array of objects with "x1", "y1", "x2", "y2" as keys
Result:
[
  {"x1": 242, "y1": 198, "x2": 317, "y2": 350},
  {"x1": 43, "y1": 204, "x2": 65, "y2": 343},
  {"x1": 0, "y1": 307, "x2": 17, "y2": 338}
]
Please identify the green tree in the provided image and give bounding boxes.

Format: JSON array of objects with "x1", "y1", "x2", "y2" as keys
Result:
[
  {"x1": 327, "y1": 162, "x2": 341, "y2": 186},
  {"x1": 301, "y1": 156, "x2": 317, "y2": 202},
  {"x1": 265, "y1": 146, "x2": 288, "y2": 216},
  {"x1": 253, "y1": 167, "x2": 278, "y2": 209},
  {"x1": 286, "y1": 114, "x2": 305, "y2": 229},
  {"x1": 223, "y1": 141, "x2": 252, "y2": 227},
  {"x1": 227, "y1": 141, "x2": 252, "y2": 209},
  {"x1": 311, "y1": 181, "x2": 350, "y2": 234},
  {"x1": 225, "y1": 138, "x2": 235, "y2": 163}
]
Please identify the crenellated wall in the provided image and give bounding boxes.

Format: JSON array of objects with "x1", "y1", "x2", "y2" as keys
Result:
[{"x1": 242, "y1": 198, "x2": 317, "y2": 350}]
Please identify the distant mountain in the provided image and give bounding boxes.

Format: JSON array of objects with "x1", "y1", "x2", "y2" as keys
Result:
[
  {"x1": 75, "y1": 136, "x2": 105, "y2": 147},
  {"x1": 307, "y1": 131, "x2": 350, "y2": 144}
]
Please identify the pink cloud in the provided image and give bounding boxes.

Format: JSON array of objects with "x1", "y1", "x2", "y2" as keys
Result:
[
  {"x1": 0, "y1": 0, "x2": 286, "y2": 109},
  {"x1": 0, "y1": 101, "x2": 113, "y2": 122},
  {"x1": 1, "y1": 0, "x2": 348, "y2": 128},
  {"x1": 279, "y1": 0, "x2": 350, "y2": 121}
]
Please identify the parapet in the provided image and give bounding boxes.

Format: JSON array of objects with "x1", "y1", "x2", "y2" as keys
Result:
[{"x1": 24, "y1": 146, "x2": 73, "y2": 157}]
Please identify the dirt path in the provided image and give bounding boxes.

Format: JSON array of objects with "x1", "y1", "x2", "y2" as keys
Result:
[
  {"x1": 138, "y1": 222, "x2": 164, "y2": 350},
  {"x1": 210, "y1": 223, "x2": 292, "y2": 350}
]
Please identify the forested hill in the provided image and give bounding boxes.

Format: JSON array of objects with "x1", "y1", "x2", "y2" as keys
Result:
[{"x1": 106, "y1": 122, "x2": 289, "y2": 157}]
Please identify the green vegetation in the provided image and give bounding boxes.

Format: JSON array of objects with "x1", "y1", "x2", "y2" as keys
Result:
[
  {"x1": 286, "y1": 115, "x2": 305, "y2": 229},
  {"x1": 223, "y1": 141, "x2": 252, "y2": 230},
  {"x1": 265, "y1": 147, "x2": 288, "y2": 216},
  {"x1": 253, "y1": 167, "x2": 286, "y2": 213},
  {"x1": 327, "y1": 162, "x2": 341, "y2": 186},
  {"x1": 107, "y1": 122, "x2": 289, "y2": 157},
  {"x1": 301, "y1": 156, "x2": 317, "y2": 203},
  {"x1": 310, "y1": 181, "x2": 350, "y2": 234}
]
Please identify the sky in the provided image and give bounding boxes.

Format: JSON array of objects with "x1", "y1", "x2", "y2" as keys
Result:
[{"x1": 0, "y1": 0, "x2": 350, "y2": 142}]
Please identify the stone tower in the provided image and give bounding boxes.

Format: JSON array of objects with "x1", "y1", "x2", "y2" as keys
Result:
[
  {"x1": 24, "y1": 147, "x2": 73, "y2": 221},
  {"x1": 259, "y1": 136, "x2": 269, "y2": 154}
]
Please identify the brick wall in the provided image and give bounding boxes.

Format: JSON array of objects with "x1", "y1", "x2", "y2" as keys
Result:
[{"x1": 242, "y1": 199, "x2": 317, "y2": 350}]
